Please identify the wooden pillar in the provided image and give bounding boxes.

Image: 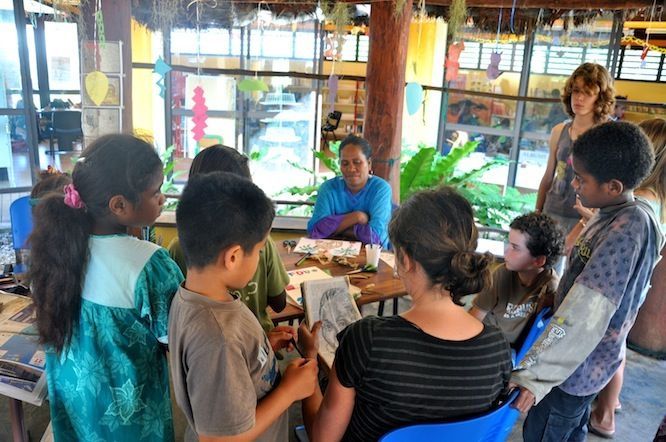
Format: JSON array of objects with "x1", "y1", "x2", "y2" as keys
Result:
[
  {"x1": 364, "y1": 1, "x2": 413, "y2": 204},
  {"x1": 81, "y1": 0, "x2": 133, "y2": 133}
]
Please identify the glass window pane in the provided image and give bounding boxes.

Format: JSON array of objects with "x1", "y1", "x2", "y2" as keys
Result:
[
  {"x1": 263, "y1": 30, "x2": 293, "y2": 58},
  {"x1": 480, "y1": 43, "x2": 513, "y2": 71},
  {"x1": 45, "y1": 22, "x2": 80, "y2": 91},
  {"x1": 515, "y1": 138, "x2": 549, "y2": 191},
  {"x1": 619, "y1": 49, "x2": 660, "y2": 81},
  {"x1": 0, "y1": 10, "x2": 24, "y2": 109},
  {"x1": 25, "y1": 25, "x2": 37, "y2": 91},
  {"x1": 294, "y1": 31, "x2": 315, "y2": 59},
  {"x1": 459, "y1": 41, "x2": 480, "y2": 70},
  {"x1": 173, "y1": 73, "x2": 235, "y2": 112},
  {"x1": 172, "y1": 116, "x2": 237, "y2": 160},
  {"x1": 402, "y1": 90, "x2": 441, "y2": 149},
  {"x1": 171, "y1": 28, "x2": 230, "y2": 56},
  {"x1": 523, "y1": 100, "x2": 569, "y2": 135},
  {"x1": 340, "y1": 35, "x2": 358, "y2": 61},
  {"x1": 357, "y1": 35, "x2": 369, "y2": 62},
  {"x1": 528, "y1": 16, "x2": 612, "y2": 98},
  {"x1": 446, "y1": 92, "x2": 517, "y2": 129},
  {"x1": 546, "y1": 46, "x2": 584, "y2": 75}
]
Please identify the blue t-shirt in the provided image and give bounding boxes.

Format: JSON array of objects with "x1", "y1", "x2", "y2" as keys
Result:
[{"x1": 307, "y1": 176, "x2": 392, "y2": 247}]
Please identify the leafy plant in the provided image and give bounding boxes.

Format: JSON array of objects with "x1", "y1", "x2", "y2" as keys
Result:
[{"x1": 160, "y1": 145, "x2": 184, "y2": 210}]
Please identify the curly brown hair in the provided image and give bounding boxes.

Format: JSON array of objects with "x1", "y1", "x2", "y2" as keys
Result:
[{"x1": 562, "y1": 63, "x2": 615, "y2": 124}]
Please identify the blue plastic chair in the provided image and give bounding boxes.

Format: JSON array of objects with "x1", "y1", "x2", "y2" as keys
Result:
[
  {"x1": 10, "y1": 196, "x2": 33, "y2": 250},
  {"x1": 513, "y1": 307, "x2": 553, "y2": 367},
  {"x1": 10, "y1": 196, "x2": 33, "y2": 273},
  {"x1": 379, "y1": 390, "x2": 520, "y2": 442}
]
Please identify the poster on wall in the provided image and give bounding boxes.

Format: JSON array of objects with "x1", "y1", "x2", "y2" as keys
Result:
[
  {"x1": 82, "y1": 76, "x2": 121, "y2": 107},
  {"x1": 82, "y1": 108, "x2": 120, "y2": 145},
  {"x1": 80, "y1": 40, "x2": 123, "y2": 145},
  {"x1": 80, "y1": 41, "x2": 122, "y2": 74}
]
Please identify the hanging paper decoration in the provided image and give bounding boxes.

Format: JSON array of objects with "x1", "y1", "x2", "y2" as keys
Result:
[
  {"x1": 94, "y1": 7, "x2": 106, "y2": 47},
  {"x1": 445, "y1": 41, "x2": 465, "y2": 82},
  {"x1": 191, "y1": 86, "x2": 208, "y2": 142},
  {"x1": 85, "y1": 71, "x2": 109, "y2": 106},
  {"x1": 486, "y1": 52, "x2": 503, "y2": 80},
  {"x1": 324, "y1": 35, "x2": 335, "y2": 59},
  {"x1": 641, "y1": 46, "x2": 649, "y2": 68},
  {"x1": 153, "y1": 57, "x2": 172, "y2": 99},
  {"x1": 327, "y1": 74, "x2": 338, "y2": 114},
  {"x1": 405, "y1": 83, "x2": 423, "y2": 116},
  {"x1": 238, "y1": 78, "x2": 269, "y2": 92}
]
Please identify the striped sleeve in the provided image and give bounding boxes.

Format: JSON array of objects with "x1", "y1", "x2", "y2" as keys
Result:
[{"x1": 334, "y1": 318, "x2": 375, "y2": 388}]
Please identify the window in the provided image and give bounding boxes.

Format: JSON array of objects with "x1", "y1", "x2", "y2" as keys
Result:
[
  {"x1": 617, "y1": 48, "x2": 662, "y2": 81},
  {"x1": 323, "y1": 33, "x2": 369, "y2": 62}
]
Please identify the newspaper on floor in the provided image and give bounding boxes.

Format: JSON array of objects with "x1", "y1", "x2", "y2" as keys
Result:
[{"x1": 0, "y1": 291, "x2": 47, "y2": 406}]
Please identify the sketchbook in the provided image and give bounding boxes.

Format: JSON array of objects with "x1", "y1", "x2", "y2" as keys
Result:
[
  {"x1": 285, "y1": 266, "x2": 331, "y2": 306},
  {"x1": 294, "y1": 238, "x2": 362, "y2": 257},
  {"x1": 301, "y1": 277, "x2": 362, "y2": 368},
  {"x1": 0, "y1": 291, "x2": 47, "y2": 406}
]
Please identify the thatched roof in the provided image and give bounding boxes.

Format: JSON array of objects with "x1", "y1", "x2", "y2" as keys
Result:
[{"x1": 129, "y1": 0, "x2": 657, "y2": 32}]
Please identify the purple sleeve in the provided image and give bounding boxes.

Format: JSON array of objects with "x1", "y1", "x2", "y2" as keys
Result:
[
  {"x1": 353, "y1": 224, "x2": 380, "y2": 245},
  {"x1": 310, "y1": 214, "x2": 345, "y2": 239}
]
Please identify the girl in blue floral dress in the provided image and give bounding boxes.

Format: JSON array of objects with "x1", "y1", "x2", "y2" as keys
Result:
[{"x1": 29, "y1": 134, "x2": 183, "y2": 441}]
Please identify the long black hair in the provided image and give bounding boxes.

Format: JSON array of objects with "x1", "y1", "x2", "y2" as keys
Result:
[{"x1": 29, "y1": 134, "x2": 163, "y2": 353}]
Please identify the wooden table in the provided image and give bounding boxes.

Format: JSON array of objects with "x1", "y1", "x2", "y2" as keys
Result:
[{"x1": 269, "y1": 241, "x2": 407, "y2": 325}]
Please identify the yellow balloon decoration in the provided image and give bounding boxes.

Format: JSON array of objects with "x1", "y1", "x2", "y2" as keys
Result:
[{"x1": 85, "y1": 71, "x2": 109, "y2": 106}]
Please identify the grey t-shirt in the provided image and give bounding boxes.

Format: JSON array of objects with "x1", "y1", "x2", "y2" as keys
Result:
[
  {"x1": 168, "y1": 285, "x2": 288, "y2": 442},
  {"x1": 556, "y1": 198, "x2": 664, "y2": 396},
  {"x1": 473, "y1": 264, "x2": 558, "y2": 345}
]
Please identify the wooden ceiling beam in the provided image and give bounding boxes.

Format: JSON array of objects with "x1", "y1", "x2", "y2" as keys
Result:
[{"x1": 416, "y1": 0, "x2": 654, "y2": 7}]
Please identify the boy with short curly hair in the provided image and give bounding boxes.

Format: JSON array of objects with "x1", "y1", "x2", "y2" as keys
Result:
[
  {"x1": 470, "y1": 212, "x2": 564, "y2": 347},
  {"x1": 512, "y1": 121, "x2": 665, "y2": 441}
]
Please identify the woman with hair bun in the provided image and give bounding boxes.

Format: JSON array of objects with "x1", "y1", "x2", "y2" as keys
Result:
[{"x1": 298, "y1": 186, "x2": 512, "y2": 442}]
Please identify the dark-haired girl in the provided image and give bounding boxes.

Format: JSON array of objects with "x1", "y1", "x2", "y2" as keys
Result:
[
  {"x1": 307, "y1": 135, "x2": 392, "y2": 247},
  {"x1": 29, "y1": 134, "x2": 183, "y2": 441},
  {"x1": 299, "y1": 187, "x2": 512, "y2": 441}
]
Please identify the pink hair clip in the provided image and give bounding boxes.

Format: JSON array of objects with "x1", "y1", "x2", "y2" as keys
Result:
[{"x1": 63, "y1": 184, "x2": 85, "y2": 209}]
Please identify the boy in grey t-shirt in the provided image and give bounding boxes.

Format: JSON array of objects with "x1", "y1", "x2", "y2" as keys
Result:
[
  {"x1": 471, "y1": 212, "x2": 563, "y2": 347},
  {"x1": 168, "y1": 173, "x2": 318, "y2": 441},
  {"x1": 511, "y1": 122, "x2": 664, "y2": 441}
]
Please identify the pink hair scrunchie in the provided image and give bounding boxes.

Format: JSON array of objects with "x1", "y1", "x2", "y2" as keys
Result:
[{"x1": 63, "y1": 184, "x2": 85, "y2": 209}]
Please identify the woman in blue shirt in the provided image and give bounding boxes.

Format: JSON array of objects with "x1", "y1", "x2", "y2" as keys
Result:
[{"x1": 307, "y1": 135, "x2": 392, "y2": 247}]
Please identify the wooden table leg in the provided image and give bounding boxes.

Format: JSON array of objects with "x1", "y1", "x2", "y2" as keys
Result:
[{"x1": 8, "y1": 398, "x2": 28, "y2": 442}]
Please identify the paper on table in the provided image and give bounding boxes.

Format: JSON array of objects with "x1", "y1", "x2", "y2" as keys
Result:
[
  {"x1": 294, "y1": 238, "x2": 362, "y2": 257},
  {"x1": 285, "y1": 267, "x2": 331, "y2": 306},
  {"x1": 379, "y1": 251, "x2": 395, "y2": 269}
]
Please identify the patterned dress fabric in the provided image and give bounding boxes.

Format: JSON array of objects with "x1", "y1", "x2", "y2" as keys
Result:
[{"x1": 45, "y1": 235, "x2": 183, "y2": 441}]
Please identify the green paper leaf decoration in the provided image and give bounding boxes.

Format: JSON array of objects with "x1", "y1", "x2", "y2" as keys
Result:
[{"x1": 238, "y1": 78, "x2": 269, "y2": 92}]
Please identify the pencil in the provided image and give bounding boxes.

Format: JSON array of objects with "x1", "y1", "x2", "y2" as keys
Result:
[
  {"x1": 290, "y1": 337, "x2": 305, "y2": 358},
  {"x1": 295, "y1": 252, "x2": 311, "y2": 267}
]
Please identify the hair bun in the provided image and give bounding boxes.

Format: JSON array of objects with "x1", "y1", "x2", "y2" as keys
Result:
[{"x1": 449, "y1": 250, "x2": 493, "y2": 297}]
